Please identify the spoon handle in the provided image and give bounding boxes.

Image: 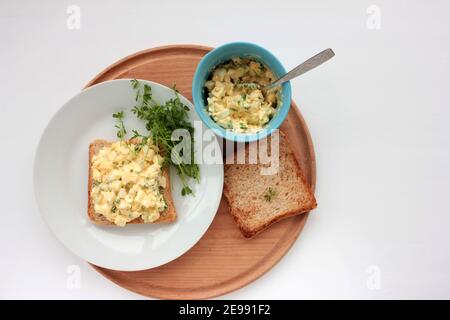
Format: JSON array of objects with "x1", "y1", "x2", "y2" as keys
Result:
[{"x1": 269, "y1": 48, "x2": 335, "y2": 88}]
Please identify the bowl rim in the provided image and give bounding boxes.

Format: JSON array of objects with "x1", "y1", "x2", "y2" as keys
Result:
[{"x1": 192, "y1": 41, "x2": 292, "y2": 143}]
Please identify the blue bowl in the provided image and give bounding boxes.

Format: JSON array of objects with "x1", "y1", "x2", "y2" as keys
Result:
[{"x1": 192, "y1": 42, "x2": 292, "y2": 142}]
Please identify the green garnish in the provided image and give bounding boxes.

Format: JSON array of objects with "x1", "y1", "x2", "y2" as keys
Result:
[
  {"x1": 141, "y1": 83, "x2": 155, "y2": 106},
  {"x1": 130, "y1": 79, "x2": 139, "y2": 89},
  {"x1": 181, "y1": 186, "x2": 193, "y2": 196},
  {"x1": 113, "y1": 111, "x2": 138, "y2": 154},
  {"x1": 263, "y1": 187, "x2": 277, "y2": 202},
  {"x1": 227, "y1": 121, "x2": 233, "y2": 129},
  {"x1": 240, "y1": 123, "x2": 248, "y2": 130},
  {"x1": 112, "y1": 111, "x2": 126, "y2": 140},
  {"x1": 112, "y1": 79, "x2": 199, "y2": 196}
]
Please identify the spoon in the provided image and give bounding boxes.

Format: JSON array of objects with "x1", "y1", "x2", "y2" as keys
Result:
[{"x1": 238, "y1": 48, "x2": 335, "y2": 90}]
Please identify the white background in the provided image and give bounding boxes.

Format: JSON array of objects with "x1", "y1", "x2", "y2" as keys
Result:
[{"x1": 1, "y1": 0, "x2": 449, "y2": 299}]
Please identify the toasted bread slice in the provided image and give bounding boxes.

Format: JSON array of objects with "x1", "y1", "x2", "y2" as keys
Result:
[
  {"x1": 88, "y1": 139, "x2": 176, "y2": 225},
  {"x1": 223, "y1": 131, "x2": 316, "y2": 238}
]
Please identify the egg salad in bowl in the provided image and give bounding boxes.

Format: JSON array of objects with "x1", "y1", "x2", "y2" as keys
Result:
[
  {"x1": 204, "y1": 58, "x2": 281, "y2": 134},
  {"x1": 90, "y1": 139, "x2": 169, "y2": 227},
  {"x1": 193, "y1": 42, "x2": 292, "y2": 142}
]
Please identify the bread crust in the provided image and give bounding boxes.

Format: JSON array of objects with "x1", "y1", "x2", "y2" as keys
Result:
[
  {"x1": 225, "y1": 200, "x2": 316, "y2": 238},
  {"x1": 87, "y1": 139, "x2": 176, "y2": 225},
  {"x1": 223, "y1": 131, "x2": 316, "y2": 238}
]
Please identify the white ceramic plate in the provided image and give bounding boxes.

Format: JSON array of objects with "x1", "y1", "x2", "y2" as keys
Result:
[{"x1": 34, "y1": 79, "x2": 223, "y2": 271}]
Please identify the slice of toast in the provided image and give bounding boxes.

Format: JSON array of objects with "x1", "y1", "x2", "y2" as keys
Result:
[
  {"x1": 88, "y1": 139, "x2": 176, "y2": 225},
  {"x1": 223, "y1": 131, "x2": 316, "y2": 238}
]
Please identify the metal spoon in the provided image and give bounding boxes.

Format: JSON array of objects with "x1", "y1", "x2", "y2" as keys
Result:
[{"x1": 238, "y1": 48, "x2": 335, "y2": 90}]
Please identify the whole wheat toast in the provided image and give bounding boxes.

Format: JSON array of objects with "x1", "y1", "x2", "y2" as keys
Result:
[
  {"x1": 223, "y1": 131, "x2": 316, "y2": 238},
  {"x1": 88, "y1": 139, "x2": 176, "y2": 225}
]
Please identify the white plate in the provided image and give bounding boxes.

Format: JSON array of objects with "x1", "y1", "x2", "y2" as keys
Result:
[{"x1": 34, "y1": 79, "x2": 223, "y2": 271}]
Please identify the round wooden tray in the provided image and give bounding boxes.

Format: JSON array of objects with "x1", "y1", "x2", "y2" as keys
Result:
[{"x1": 85, "y1": 45, "x2": 316, "y2": 299}]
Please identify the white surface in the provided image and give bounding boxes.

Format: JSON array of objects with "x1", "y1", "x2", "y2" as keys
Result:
[
  {"x1": 1, "y1": 0, "x2": 449, "y2": 299},
  {"x1": 34, "y1": 79, "x2": 223, "y2": 271}
]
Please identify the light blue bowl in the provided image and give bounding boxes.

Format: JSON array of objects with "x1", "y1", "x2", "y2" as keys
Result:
[{"x1": 192, "y1": 42, "x2": 292, "y2": 142}]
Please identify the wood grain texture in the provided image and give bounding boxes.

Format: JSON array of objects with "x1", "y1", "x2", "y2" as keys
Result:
[{"x1": 85, "y1": 45, "x2": 316, "y2": 299}]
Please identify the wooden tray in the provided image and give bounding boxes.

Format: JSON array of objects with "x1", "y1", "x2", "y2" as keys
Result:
[{"x1": 85, "y1": 45, "x2": 316, "y2": 299}]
